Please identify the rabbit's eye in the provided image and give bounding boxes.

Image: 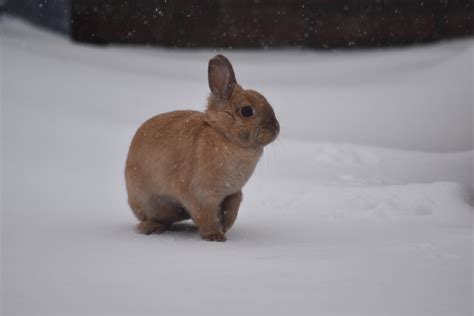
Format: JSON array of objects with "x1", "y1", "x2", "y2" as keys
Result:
[{"x1": 240, "y1": 106, "x2": 254, "y2": 118}]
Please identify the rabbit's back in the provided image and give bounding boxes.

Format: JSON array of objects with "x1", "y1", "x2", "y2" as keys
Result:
[{"x1": 125, "y1": 110, "x2": 206, "y2": 198}]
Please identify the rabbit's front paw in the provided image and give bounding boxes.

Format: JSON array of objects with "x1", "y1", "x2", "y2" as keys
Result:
[{"x1": 201, "y1": 231, "x2": 227, "y2": 242}]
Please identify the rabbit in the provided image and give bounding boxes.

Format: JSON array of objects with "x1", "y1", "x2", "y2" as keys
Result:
[{"x1": 125, "y1": 54, "x2": 279, "y2": 241}]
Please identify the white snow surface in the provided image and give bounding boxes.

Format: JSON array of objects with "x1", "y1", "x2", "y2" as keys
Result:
[{"x1": 1, "y1": 18, "x2": 473, "y2": 316}]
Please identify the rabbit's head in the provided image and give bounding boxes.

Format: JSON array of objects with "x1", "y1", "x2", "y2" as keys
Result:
[{"x1": 206, "y1": 55, "x2": 279, "y2": 148}]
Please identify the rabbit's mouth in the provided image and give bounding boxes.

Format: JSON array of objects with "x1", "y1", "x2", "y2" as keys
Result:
[{"x1": 257, "y1": 119, "x2": 280, "y2": 146}]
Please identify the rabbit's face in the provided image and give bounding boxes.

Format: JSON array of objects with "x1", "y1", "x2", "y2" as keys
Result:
[
  {"x1": 227, "y1": 88, "x2": 279, "y2": 147},
  {"x1": 206, "y1": 55, "x2": 279, "y2": 148}
]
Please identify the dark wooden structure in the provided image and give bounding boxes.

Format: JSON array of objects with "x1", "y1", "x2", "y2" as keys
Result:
[{"x1": 72, "y1": 0, "x2": 473, "y2": 48}]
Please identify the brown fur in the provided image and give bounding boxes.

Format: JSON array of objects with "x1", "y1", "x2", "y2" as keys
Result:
[{"x1": 125, "y1": 55, "x2": 279, "y2": 241}]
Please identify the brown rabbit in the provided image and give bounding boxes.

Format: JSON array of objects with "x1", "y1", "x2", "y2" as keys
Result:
[{"x1": 125, "y1": 55, "x2": 279, "y2": 241}]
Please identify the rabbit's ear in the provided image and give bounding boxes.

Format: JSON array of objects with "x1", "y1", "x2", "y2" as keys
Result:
[{"x1": 208, "y1": 55, "x2": 237, "y2": 101}]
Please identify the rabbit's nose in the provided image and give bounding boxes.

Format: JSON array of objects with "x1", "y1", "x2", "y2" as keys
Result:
[
  {"x1": 264, "y1": 117, "x2": 280, "y2": 134},
  {"x1": 272, "y1": 119, "x2": 280, "y2": 136},
  {"x1": 274, "y1": 119, "x2": 280, "y2": 133},
  {"x1": 271, "y1": 112, "x2": 280, "y2": 128}
]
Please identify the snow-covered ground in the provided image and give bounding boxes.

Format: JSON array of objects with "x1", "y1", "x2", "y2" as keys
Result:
[{"x1": 1, "y1": 18, "x2": 473, "y2": 315}]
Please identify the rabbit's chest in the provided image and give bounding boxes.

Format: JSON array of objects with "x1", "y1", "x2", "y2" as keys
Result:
[{"x1": 218, "y1": 147, "x2": 262, "y2": 193}]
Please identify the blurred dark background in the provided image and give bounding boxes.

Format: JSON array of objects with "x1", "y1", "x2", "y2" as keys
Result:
[
  {"x1": 2, "y1": 0, "x2": 71, "y2": 34},
  {"x1": 2, "y1": 0, "x2": 473, "y2": 48}
]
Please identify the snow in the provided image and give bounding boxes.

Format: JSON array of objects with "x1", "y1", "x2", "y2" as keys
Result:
[{"x1": 1, "y1": 17, "x2": 473, "y2": 315}]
